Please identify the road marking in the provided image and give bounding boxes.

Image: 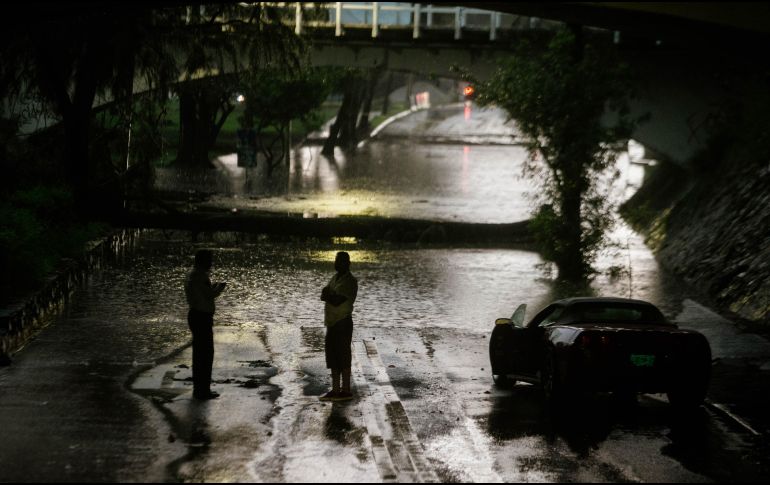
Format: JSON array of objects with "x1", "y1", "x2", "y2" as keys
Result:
[
  {"x1": 706, "y1": 400, "x2": 762, "y2": 436},
  {"x1": 645, "y1": 394, "x2": 762, "y2": 436},
  {"x1": 353, "y1": 340, "x2": 438, "y2": 483}
]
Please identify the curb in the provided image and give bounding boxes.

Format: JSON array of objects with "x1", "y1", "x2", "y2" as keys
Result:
[{"x1": 705, "y1": 399, "x2": 762, "y2": 436}]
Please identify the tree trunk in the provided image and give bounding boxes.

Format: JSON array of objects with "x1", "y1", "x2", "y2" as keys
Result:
[
  {"x1": 557, "y1": 190, "x2": 585, "y2": 282},
  {"x1": 34, "y1": 30, "x2": 102, "y2": 214},
  {"x1": 323, "y1": 74, "x2": 370, "y2": 155},
  {"x1": 381, "y1": 71, "x2": 394, "y2": 115},
  {"x1": 338, "y1": 76, "x2": 365, "y2": 150},
  {"x1": 357, "y1": 69, "x2": 378, "y2": 137},
  {"x1": 322, "y1": 78, "x2": 355, "y2": 156},
  {"x1": 405, "y1": 72, "x2": 414, "y2": 107},
  {"x1": 556, "y1": 156, "x2": 588, "y2": 282},
  {"x1": 176, "y1": 87, "x2": 231, "y2": 169}
]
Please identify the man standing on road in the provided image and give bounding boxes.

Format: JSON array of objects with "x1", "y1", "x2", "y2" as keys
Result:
[
  {"x1": 320, "y1": 251, "x2": 358, "y2": 401},
  {"x1": 185, "y1": 249, "x2": 227, "y2": 400}
]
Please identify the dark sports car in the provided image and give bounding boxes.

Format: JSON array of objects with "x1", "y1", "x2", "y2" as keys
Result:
[{"x1": 489, "y1": 297, "x2": 712, "y2": 408}]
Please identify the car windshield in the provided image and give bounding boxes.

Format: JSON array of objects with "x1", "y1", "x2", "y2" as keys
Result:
[{"x1": 565, "y1": 302, "x2": 668, "y2": 325}]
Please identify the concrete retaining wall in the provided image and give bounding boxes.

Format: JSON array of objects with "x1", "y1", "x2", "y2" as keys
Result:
[{"x1": 0, "y1": 229, "x2": 142, "y2": 361}]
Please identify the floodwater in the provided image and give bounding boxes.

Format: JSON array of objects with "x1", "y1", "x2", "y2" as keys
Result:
[
  {"x1": 152, "y1": 103, "x2": 671, "y2": 315},
  {"x1": 5, "y1": 103, "x2": 769, "y2": 483}
]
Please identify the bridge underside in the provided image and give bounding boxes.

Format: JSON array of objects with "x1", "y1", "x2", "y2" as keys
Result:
[
  {"x1": 309, "y1": 38, "x2": 511, "y2": 80},
  {"x1": 452, "y1": 2, "x2": 770, "y2": 49}
]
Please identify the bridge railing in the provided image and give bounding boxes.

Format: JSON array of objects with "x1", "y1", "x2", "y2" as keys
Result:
[{"x1": 258, "y1": 2, "x2": 557, "y2": 41}]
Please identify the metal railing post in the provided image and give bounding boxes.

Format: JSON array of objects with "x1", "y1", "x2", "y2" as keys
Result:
[
  {"x1": 335, "y1": 2, "x2": 342, "y2": 37},
  {"x1": 295, "y1": 2, "x2": 302, "y2": 35},
  {"x1": 490, "y1": 12, "x2": 498, "y2": 41},
  {"x1": 413, "y1": 3, "x2": 421, "y2": 39},
  {"x1": 454, "y1": 7, "x2": 462, "y2": 40},
  {"x1": 372, "y1": 2, "x2": 379, "y2": 38},
  {"x1": 426, "y1": 4, "x2": 433, "y2": 27}
]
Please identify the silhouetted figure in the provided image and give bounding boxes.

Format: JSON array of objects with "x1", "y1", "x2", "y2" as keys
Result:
[
  {"x1": 320, "y1": 251, "x2": 358, "y2": 401},
  {"x1": 185, "y1": 249, "x2": 226, "y2": 400}
]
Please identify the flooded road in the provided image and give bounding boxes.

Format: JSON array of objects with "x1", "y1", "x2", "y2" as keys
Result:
[{"x1": 2, "y1": 104, "x2": 769, "y2": 482}]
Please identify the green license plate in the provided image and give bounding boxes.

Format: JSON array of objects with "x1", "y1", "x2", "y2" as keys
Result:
[{"x1": 630, "y1": 354, "x2": 655, "y2": 367}]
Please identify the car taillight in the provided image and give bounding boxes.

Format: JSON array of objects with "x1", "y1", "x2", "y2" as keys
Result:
[
  {"x1": 578, "y1": 334, "x2": 592, "y2": 347},
  {"x1": 578, "y1": 333, "x2": 611, "y2": 352}
]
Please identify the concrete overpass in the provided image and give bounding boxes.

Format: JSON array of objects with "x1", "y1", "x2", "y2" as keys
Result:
[
  {"x1": 7, "y1": 2, "x2": 769, "y2": 165},
  {"x1": 282, "y1": 2, "x2": 770, "y2": 165}
]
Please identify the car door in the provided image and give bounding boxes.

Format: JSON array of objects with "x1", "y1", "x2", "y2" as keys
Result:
[{"x1": 510, "y1": 304, "x2": 563, "y2": 379}]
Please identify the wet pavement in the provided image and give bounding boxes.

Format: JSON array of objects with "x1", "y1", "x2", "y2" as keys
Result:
[{"x1": 1, "y1": 104, "x2": 770, "y2": 482}]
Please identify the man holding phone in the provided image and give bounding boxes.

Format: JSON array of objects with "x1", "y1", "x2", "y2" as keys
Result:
[{"x1": 185, "y1": 249, "x2": 227, "y2": 400}]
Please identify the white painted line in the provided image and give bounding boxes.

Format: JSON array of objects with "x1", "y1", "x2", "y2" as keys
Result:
[
  {"x1": 351, "y1": 352, "x2": 399, "y2": 482},
  {"x1": 645, "y1": 394, "x2": 762, "y2": 436},
  {"x1": 706, "y1": 400, "x2": 762, "y2": 436},
  {"x1": 368, "y1": 108, "x2": 423, "y2": 139},
  {"x1": 352, "y1": 340, "x2": 438, "y2": 483}
]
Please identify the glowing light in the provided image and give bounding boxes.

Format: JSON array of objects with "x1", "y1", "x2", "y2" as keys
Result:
[
  {"x1": 463, "y1": 85, "x2": 475, "y2": 97},
  {"x1": 308, "y1": 250, "x2": 379, "y2": 264},
  {"x1": 236, "y1": 94, "x2": 245, "y2": 103},
  {"x1": 332, "y1": 237, "x2": 358, "y2": 245}
]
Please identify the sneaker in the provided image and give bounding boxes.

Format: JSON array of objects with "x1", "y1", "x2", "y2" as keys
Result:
[{"x1": 319, "y1": 390, "x2": 339, "y2": 401}]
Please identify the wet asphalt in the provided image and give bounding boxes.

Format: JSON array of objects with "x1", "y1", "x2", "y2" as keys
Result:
[{"x1": 1, "y1": 105, "x2": 769, "y2": 482}]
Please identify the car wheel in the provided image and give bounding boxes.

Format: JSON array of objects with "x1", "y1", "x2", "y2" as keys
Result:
[
  {"x1": 542, "y1": 353, "x2": 563, "y2": 405},
  {"x1": 668, "y1": 341, "x2": 711, "y2": 410},
  {"x1": 613, "y1": 389, "x2": 638, "y2": 406},
  {"x1": 489, "y1": 324, "x2": 515, "y2": 384},
  {"x1": 667, "y1": 381, "x2": 708, "y2": 409}
]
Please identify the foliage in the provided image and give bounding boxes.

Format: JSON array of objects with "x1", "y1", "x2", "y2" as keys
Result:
[
  {"x1": 473, "y1": 29, "x2": 640, "y2": 282},
  {"x1": 1, "y1": 4, "x2": 308, "y2": 203},
  {"x1": 166, "y1": 4, "x2": 308, "y2": 168},
  {"x1": 0, "y1": 186, "x2": 108, "y2": 292},
  {"x1": 239, "y1": 67, "x2": 335, "y2": 174}
]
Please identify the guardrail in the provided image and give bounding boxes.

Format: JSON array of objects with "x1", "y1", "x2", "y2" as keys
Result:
[{"x1": 257, "y1": 2, "x2": 552, "y2": 41}]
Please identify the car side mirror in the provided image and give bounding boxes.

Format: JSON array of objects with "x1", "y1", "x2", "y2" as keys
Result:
[{"x1": 511, "y1": 304, "x2": 527, "y2": 327}]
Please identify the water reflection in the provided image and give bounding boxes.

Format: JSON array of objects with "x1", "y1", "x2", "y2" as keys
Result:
[
  {"x1": 156, "y1": 106, "x2": 533, "y2": 223},
  {"x1": 147, "y1": 103, "x2": 689, "y2": 335},
  {"x1": 484, "y1": 387, "x2": 702, "y2": 461}
]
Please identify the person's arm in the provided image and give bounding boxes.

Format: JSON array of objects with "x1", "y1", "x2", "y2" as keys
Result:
[
  {"x1": 325, "y1": 293, "x2": 347, "y2": 306},
  {"x1": 195, "y1": 273, "x2": 225, "y2": 300},
  {"x1": 212, "y1": 281, "x2": 226, "y2": 297},
  {"x1": 324, "y1": 276, "x2": 356, "y2": 307},
  {"x1": 322, "y1": 286, "x2": 345, "y2": 305}
]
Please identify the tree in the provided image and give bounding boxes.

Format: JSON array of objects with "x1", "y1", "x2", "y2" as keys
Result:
[
  {"x1": 239, "y1": 67, "x2": 333, "y2": 176},
  {"x1": 169, "y1": 4, "x2": 305, "y2": 169},
  {"x1": 0, "y1": 4, "x2": 305, "y2": 212},
  {"x1": 0, "y1": 6, "x2": 167, "y2": 212},
  {"x1": 475, "y1": 28, "x2": 640, "y2": 282},
  {"x1": 322, "y1": 68, "x2": 373, "y2": 156}
]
